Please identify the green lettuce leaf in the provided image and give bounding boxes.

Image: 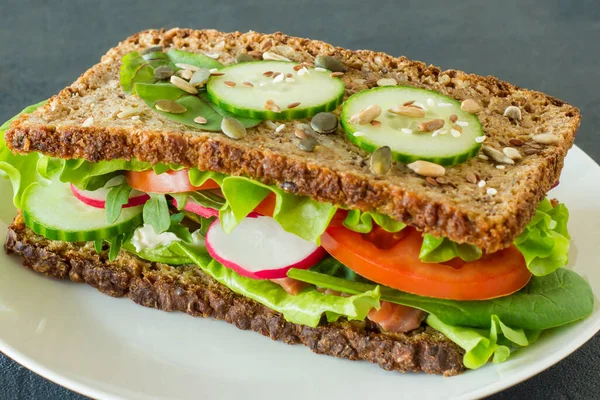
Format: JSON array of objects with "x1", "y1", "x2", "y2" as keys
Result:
[
  {"x1": 188, "y1": 169, "x2": 338, "y2": 244},
  {"x1": 176, "y1": 242, "x2": 380, "y2": 327},
  {"x1": 342, "y1": 209, "x2": 406, "y2": 233},
  {"x1": 0, "y1": 100, "x2": 50, "y2": 209},
  {"x1": 287, "y1": 267, "x2": 594, "y2": 331},
  {"x1": 514, "y1": 198, "x2": 571, "y2": 276},
  {"x1": 420, "y1": 234, "x2": 482, "y2": 262},
  {"x1": 427, "y1": 314, "x2": 540, "y2": 369}
]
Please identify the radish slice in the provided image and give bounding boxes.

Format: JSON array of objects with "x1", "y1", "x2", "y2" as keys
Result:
[
  {"x1": 70, "y1": 179, "x2": 149, "y2": 209},
  {"x1": 206, "y1": 216, "x2": 326, "y2": 279},
  {"x1": 174, "y1": 195, "x2": 260, "y2": 219}
]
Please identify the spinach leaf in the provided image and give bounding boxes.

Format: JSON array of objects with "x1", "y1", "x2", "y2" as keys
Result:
[
  {"x1": 134, "y1": 83, "x2": 261, "y2": 131},
  {"x1": 166, "y1": 49, "x2": 223, "y2": 70},
  {"x1": 105, "y1": 183, "x2": 132, "y2": 224},
  {"x1": 143, "y1": 193, "x2": 171, "y2": 234},
  {"x1": 120, "y1": 51, "x2": 155, "y2": 93},
  {"x1": 287, "y1": 267, "x2": 593, "y2": 331}
]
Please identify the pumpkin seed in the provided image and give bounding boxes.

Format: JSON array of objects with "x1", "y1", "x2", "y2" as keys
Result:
[
  {"x1": 155, "y1": 100, "x2": 187, "y2": 114},
  {"x1": 503, "y1": 106, "x2": 522, "y2": 120},
  {"x1": 310, "y1": 112, "x2": 338, "y2": 134},
  {"x1": 370, "y1": 146, "x2": 392, "y2": 175},
  {"x1": 314, "y1": 55, "x2": 347, "y2": 73},
  {"x1": 193, "y1": 116, "x2": 208, "y2": 125},
  {"x1": 189, "y1": 68, "x2": 211, "y2": 87},
  {"x1": 141, "y1": 46, "x2": 164, "y2": 55},
  {"x1": 235, "y1": 53, "x2": 256, "y2": 63},
  {"x1": 154, "y1": 65, "x2": 174, "y2": 80},
  {"x1": 221, "y1": 117, "x2": 247, "y2": 140},
  {"x1": 298, "y1": 136, "x2": 317, "y2": 152}
]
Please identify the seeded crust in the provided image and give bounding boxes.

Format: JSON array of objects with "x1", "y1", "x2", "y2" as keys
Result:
[
  {"x1": 4, "y1": 214, "x2": 465, "y2": 376},
  {"x1": 5, "y1": 29, "x2": 580, "y2": 252}
]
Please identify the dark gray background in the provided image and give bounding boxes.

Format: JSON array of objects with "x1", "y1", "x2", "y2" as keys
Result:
[{"x1": 0, "y1": 0, "x2": 599, "y2": 399}]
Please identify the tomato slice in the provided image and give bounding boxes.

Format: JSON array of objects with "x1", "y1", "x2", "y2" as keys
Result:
[
  {"x1": 321, "y1": 226, "x2": 531, "y2": 300},
  {"x1": 125, "y1": 170, "x2": 220, "y2": 193}
]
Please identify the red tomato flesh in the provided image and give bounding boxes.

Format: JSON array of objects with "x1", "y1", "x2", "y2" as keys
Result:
[{"x1": 125, "y1": 170, "x2": 219, "y2": 193}]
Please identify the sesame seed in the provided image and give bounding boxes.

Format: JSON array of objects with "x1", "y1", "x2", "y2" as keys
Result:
[
  {"x1": 438, "y1": 102, "x2": 453, "y2": 107},
  {"x1": 432, "y1": 129, "x2": 441, "y2": 137},
  {"x1": 475, "y1": 136, "x2": 486, "y2": 143},
  {"x1": 478, "y1": 180, "x2": 486, "y2": 188},
  {"x1": 209, "y1": 68, "x2": 219, "y2": 73},
  {"x1": 260, "y1": 82, "x2": 268, "y2": 87},
  {"x1": 315, "y1": 67, "x2": 327, "y2": 72},
  {"x1": 298, "y1": 68, "x2": 307, "y2": 76},
  {"x1": 427, "y1": 98, "x2": 435, "y2": 108},
  {"x1": 82, "y1": 117, "x2": 94, "y2": 127},
  {"x1": 496, "y1": 165, "x2": 506, "y2": 170},
  {"x1": 285, "y1": 77, "x2": 295, "y2": 83},
  {"x1": 131, "y1": 116, "x2": 140, "y2": 121},
  {"x1": 273, "y1": 74, "x2": 284, "y2": 83},
  {"x1": 275, "y1": 124, "x2": 285, "y2": 133},
  {"x1": 401, "y1": 128, "x2": 413, "y2": 134},
  {"x1": 450, "y1": 129, "x2": 461, "y2": 137},
  {"x1": 353, "y1": 131, "x2": 365, "y2": 137},
  {"x1": 456, "y1": 121, "x2": 469, "y2": 127},
  {"x1": 486, "y1": 188, "x2": 497, "y2": 195}
]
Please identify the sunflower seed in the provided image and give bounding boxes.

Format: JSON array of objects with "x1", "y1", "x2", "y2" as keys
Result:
[
  {"x1": 117, "y1": 107, "x2": 140, "y2": 119},
  {"x1": 503, "y1": 106, "x2": 522, "y2": 120},
  {"x1": 407, "y1": 160, "x2": 445, "y2": 177},
  {"x1": 221, "y1": 117, "x2": 247, "y2": 139},
  {"x1": 349, "y1": 104, "x2": 382, "y2": 125},
  {"x1": 175, "y1": 63, "x2": 201, "y2": 72},
  {"x1": 297, "y1": 136, "x2": 317, "y2": 152},
  {"x1": 154, "y1": 65, "x2": 175, "y2": 80},
  {"x1": 193, "y1": 116, "x2": 207, "y2": 125},
  {"x1": 503, "y1": 147, "x2": 522, "y2": 160},
  {"x1": 460, "y1": 99, "x2": 482, "y2": 113},
  {"x1": 235, "y1": 53, "x2": 256, "y2": 63},
  {"x1": 261, "y1": 39, "x2": 273, "y2": 51},
  {"x1": 466, "y1": 172, "x2": 478, "y2": 184},
  {"x1": 314, "y1": 55, "x2": 347, "y2": 72},
  {"x1": 496, "y1": 165, "x2": 506, "y2": 170},
  {"x1": 532, "y1": 133, "x2": 560, "y2": 145},
  {"x1": 377, "y1": 78, "x2": 397, "y2": 86},
  {"x1": 170, "y1": 75, "x2": 198, "y2": 94},
  {"x1": 418, "y1": 119, "x2": 445, "y2": 132},
  {"x1": 275, "y1": 124, "x2": 286, "y2": 133},
  {"x1": 482, "y1": 145, "x2": 515, "y2": 164},
  {"x1": 189, "y1": 68, "x2": 211, "y2": 87},
  {"x1": 287, "y1": 101, "x2": 301, "y2": 109},
  {"x1": 370, "y1": 146, "x2": 392, "y2": 175},
  {"x1": 388, "y1": 105, "x2": 426, "y2": 118},
  {"x1": 486, "y1": 188, "x2": 498, "y2": 196},
  {"x1": 155, "y1": 99, "x2": 186, "y2": 114},
  {"x1": 263, "y1": 51, "x2": 291, "y2": 61},
  {"x1": 311, "y1": 112, "x2": 338, "y2": 134},
  {"x1": 176, "y1": 69, "x2": 194, "y2": 80}
]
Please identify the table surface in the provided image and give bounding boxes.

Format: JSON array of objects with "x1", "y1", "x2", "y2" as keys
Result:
[{"x1": 1, "y1": 0, "x2": 599, "y2": 399}]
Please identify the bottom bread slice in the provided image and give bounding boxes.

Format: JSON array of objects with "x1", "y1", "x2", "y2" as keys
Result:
[{"x1": 3, "y1": 214, "x2": 465, "y2": 376}]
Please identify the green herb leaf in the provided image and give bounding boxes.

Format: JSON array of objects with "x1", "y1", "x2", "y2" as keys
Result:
[
  {"x1": 187, "y1": 190, "x2": 226, "y2": 211},
  {"x1": 287, "y1": 267, "x2": 594, "y2": 331},
  {"x1": 105, "y1": 183, "x2": 132, "y2": 224},
  {"x1": 120, "y1": 51, "x2": 155, "y2": 93},
  {"x1": 134, "y1": 83, "x2": 261, "y2": 131},
  {"x1": 176, "y1": 242, "x2": 381, "y2": 327},
  {"x1": 108, "y1": 234, "x2": 124, "y2": 261},
  {"x1": 170, "y1": 193, "x2": 188, "y2": 210},
  {"x1": 419, "y1": 234, "x2": 482, "y2": 263},
  {"x1": 143, "y1": 193, "x2": 171, "y2": 234},
  {"x1": 343, "y1": 209, "x2": 406, "y2": 233},
  {"x1": 94, "y1": 239, "x2": 104, "y2": 254}
]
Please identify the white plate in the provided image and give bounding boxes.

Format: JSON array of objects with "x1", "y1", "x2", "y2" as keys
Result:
[{"x1": 0, "y1": 146, "x2": 599, "y2": 400}]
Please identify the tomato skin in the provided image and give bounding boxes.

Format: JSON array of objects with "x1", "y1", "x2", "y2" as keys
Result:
[
  {"x1": 321, "y1": 227, "x2": 532, "y2": 300},
  {"x1": 125, "y1": 170, "x2": 219, "y2": 193}
]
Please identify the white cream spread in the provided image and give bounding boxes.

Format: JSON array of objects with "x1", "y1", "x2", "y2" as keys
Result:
[{"x1": 131, "y1": 224, "x2": 181, "y2": 252}]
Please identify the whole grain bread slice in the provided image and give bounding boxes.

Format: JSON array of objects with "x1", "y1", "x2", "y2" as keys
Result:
[
  {"x1": 5, "y1": 28, "x2": 580, "y2": 252},
  {"x1": 4, "y1": 214, "x2": 465, "y2": 376}
]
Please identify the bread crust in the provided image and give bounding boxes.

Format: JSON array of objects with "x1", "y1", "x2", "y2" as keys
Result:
[
  {"x1": 4, "y1": 215, "x2": 465, "y2": 376},
  {"x1": 5, "y1": 28, "x2": 580, "y2": 252}
]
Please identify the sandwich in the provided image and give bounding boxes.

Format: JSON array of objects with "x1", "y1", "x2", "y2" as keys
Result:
[{"x1": 0, "y1": 28, "x2": 594, "y2": 377}]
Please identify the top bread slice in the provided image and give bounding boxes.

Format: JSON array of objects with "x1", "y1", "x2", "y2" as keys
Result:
[{"x1": 5, "y1": 28, "x2": 580, "y2": 253}]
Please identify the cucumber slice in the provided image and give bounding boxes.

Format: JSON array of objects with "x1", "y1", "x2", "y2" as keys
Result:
[
  {"x1": 22, "y1": 179, "x2": 143, "y2": 242},
  {"x1": 341, "y1": 86, "x2": 484, "y2": 166},
  {"x1": 206, "y1": 61, "x2": 345, "y2": 120}
]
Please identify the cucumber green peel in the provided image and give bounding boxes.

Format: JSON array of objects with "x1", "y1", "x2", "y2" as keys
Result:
[
  {"x1": 341, "y1": 86, "x2": 485, "y2": 166},
  {"x1": 207, "y1": 61, "x2": 345, "y2": 120}
]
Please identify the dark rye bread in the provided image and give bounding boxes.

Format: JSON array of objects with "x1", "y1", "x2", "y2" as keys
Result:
[
  {"x1": 5, "y1": 29, "x2": 580, "y2": 252},
  {"x1": 4, "y1": 214, "x2": 464, "y2": 376}
]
